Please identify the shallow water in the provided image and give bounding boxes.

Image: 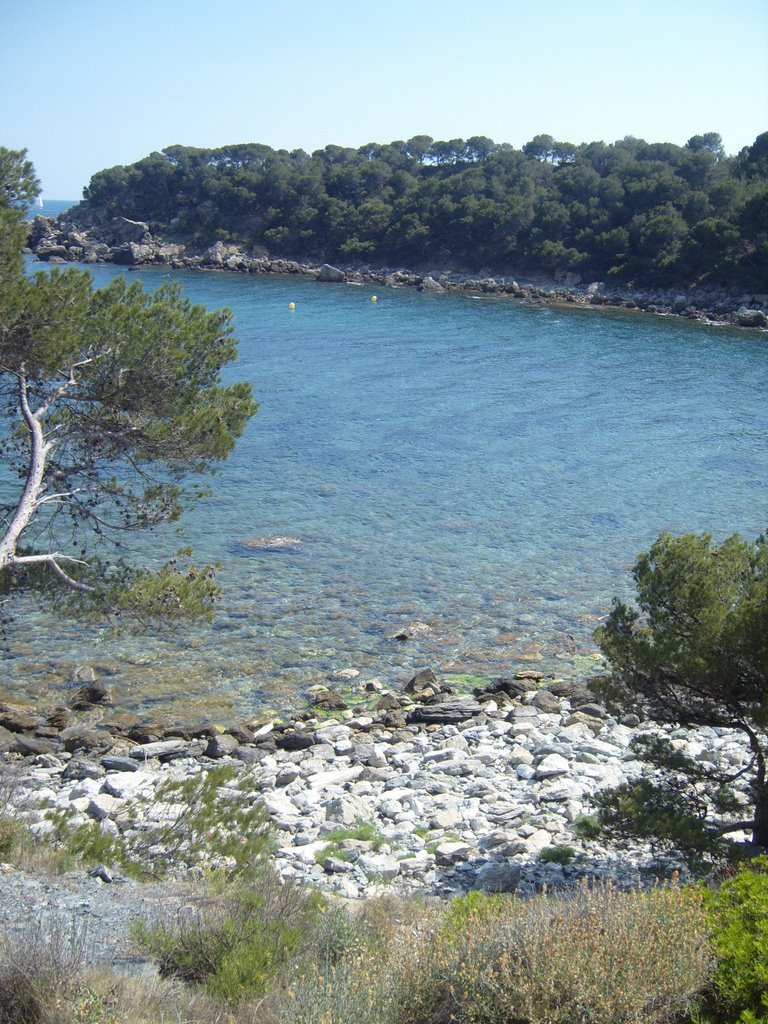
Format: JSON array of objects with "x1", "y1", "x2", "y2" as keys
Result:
[{"x1": 7, "y1": 264, "x2": 768, "y2": 719}]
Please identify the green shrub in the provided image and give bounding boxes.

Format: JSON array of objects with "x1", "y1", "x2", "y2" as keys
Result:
[
  {"x1": 703, "y1": 856, "x2": 768, "y2": 1023},
  {"x1": 0, "y1": 816, "x2": 28, "y2": 863},
  {"x1": 134, "y1": 868, "x2": 324, "y2": 1003},
  {"x1": 439, "y1": 890, "x2": 513, "y2": 941},
  {"x1": 314, "y1": 821, "x2": 389, "y2": 865},
  {"x1": 44, "y1": 764, "x2": 274, "y2": 881},
  {"x1": 573, "y1": 813, "x2": 603, "y2": 841},
  {"x1": 539, "y1": 844, "x2": 577, "y2": 865}
]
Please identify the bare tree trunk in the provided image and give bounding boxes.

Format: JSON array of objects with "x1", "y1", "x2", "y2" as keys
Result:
[
  {"x1": 0, "y1": 367, "x2": 93, "y2": 592},
  {"x1": 0, "y1": 368, "x2": 50, "y2": 570}
]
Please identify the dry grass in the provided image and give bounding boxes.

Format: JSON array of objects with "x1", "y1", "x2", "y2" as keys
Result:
[
  {"x1": 401, "y1": 879, "x2": 712, "y2": 1024},
  {"x1": 0, "y1": 915, "x2": 90, "y2": 1024}
]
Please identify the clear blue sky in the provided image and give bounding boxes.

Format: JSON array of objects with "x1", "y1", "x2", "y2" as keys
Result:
[{"x1": 2, "y1": 0, "x2": 766, "y2": 198}]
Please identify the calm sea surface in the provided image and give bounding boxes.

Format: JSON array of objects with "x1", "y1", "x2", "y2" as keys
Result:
[{"x1": 7, "y1": 261, "x2": 768, "y2": 720}]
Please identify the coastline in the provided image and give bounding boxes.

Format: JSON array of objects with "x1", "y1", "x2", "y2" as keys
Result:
[
  {"x1": 25, "y1": 214, "x2": 768, "y2": 331},
  {"x1": 2, "y1": 668, "x2": 754, "y2": 903}
]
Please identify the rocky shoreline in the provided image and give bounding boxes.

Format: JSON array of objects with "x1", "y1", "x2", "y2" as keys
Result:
[
  {"x1": 1, "y1": 668, "x2": 754, "y2": 906},
  {"x1": 25, "y1": 214, "x2": 768, "y2": 329}
]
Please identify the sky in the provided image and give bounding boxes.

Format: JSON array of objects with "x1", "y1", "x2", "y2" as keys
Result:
[{"x1": 2, "y1": 0, "x2": 767, "y2": 199}]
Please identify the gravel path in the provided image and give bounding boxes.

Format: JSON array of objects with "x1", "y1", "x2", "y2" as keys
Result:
[{"x1": 0, "y1": 867, "x2": 192, "y2": 972}]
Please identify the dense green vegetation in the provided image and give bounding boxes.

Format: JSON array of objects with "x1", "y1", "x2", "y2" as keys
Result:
[
  {"x1": 71, "y1": 131, "x2": 768, "y2": 287},
  {"x1": 593, "y1": 531, "x2": 768, "y2": 864},
  {"x1": 0, "y1": 147, "x2": 257, "y2": 615}
]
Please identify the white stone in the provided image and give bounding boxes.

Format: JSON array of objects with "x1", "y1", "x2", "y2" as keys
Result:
[
  {"x1": 357, "y1": 853, "x2": 400, "y2": 879},
  {"x1": 306, "y1": 766, "x2": 364, "y2": 790},
  {"x1": 535, "y1": 753, "x2": 570, "y2": 778},
  {"x1": 87, "y1": 794, "x2": 122, "y2": 820},
  {"x1": 103, "y1": 771, "x2": 156, "y2": 798}
]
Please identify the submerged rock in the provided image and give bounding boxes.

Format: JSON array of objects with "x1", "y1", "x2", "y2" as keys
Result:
[{"x1": 237, "y1": 535, "x2": 302, "y2": 551}]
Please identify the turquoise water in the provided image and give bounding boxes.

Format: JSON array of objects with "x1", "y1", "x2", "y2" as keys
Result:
[{"x1": 7, "y1": 263, "x2": 768, "y2": 719}]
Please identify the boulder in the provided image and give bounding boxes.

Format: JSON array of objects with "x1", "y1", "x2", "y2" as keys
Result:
[
  {"x1": 404, "y1": 668, "x2": 439, "y2": 695},
  {"x1": 72, "y1": 680, "x2": 112, "y2": 709},
  {"x1": 205, "y1": 734, "x2": 240, "y2": 758},
  {"x1": 316, "y1": 264, "x2": 346, "y2": 283},
  {"x1": 275, "y1": 730, "x2": 315, "y2": 752},
  {"x1": 106, "y1": 217, "x2": 151, "y2": 244},
  {"x1": 535, "y1": 753, "x2": 571, "y2": 778},
  {"x1": 736, "y1": 306, "x2": 767, "y2": 328},
  {"x1": 59, "y1": 726, "x2": 116, "y2": 755},
  {"x1": 408, "y1": 696, "x2": 482, "y2": 725},
  {"x1": 14, "y1": 735, "x2": 54, "y2": 757},
  {"x1": 309, "y1": 688, "x2": 348, "y2": 712},
  {"x1": 530, "y1": 689, "x2": 562, "y2": 713},
  {"x1": 419, "y1": 276, "x2": 444, "y2": 293},
  {"x1": 129, "y1": 739, "x2": 189, "y2": 759},
  {"x1": 111, "y1": 242, "x2": 155, "y2": 265},
  {"x1": 0, "y1": 705, "x2": 40, "y2": 733},
  {"x1": 475, "y1": 860, "x2": 521, "y2": 893}
]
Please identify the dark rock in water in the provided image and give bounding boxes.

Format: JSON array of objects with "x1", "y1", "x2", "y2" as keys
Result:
[
  {"x1": 0, "y1": 704, "x2": 41, "y2": 733},
  {"x1": 46, "y1": 707, "x2": 74, "y2": 730},
  {"x1": 72, "y1": 680, "x2": 112, "y2": 709},
  {"x1": 227, "y1": 722, "x2": 256, "y2": 744},
  {"x1": 374, "y1": 693, "x2": 403, "y2": 712},
  {"x1": 317, "y1": 263, "x2": 346, "y2": 282},
  {"x1": 408, "y1": 696, "x2": 482, "y2": 725},
  {"x1": 546, "y1": 679, "x2": 575, "y2": 698},
  {"x1": 34, "y1": 726, "x2": 60, "y2": 740},
  {"x1": 59, "y1": 726, "x2": 116, "y2": 755},
  {"x1": 514, "y1": 670, "x2": 545, "y2": 682},
  {"x1": 484, "y1": 677, "x2": 532, "y2": 699},
  {"x1": 310, "y1": 688, "x2": 348, "y2": 712},
  {"x1": 404, "y1": 669, "x2": 439, "y2": 695}
]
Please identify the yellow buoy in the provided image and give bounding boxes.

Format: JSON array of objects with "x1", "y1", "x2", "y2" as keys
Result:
[
  {"x1": 289, "y1": 302, "x2": 295, "y2": 311},
  {"x1": 371, "y1": 295, "x2": 377, "y2": 303}
]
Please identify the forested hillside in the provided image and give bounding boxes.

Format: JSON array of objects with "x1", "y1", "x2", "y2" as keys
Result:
[{"x1": 69, "y1": 132, "x2": 768, "y2": 288}]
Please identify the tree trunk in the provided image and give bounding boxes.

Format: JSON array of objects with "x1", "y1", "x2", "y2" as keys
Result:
[
  {"x1": 0, "y1": 369, "x2": 49, "y2": 570},
  {"x1": 753, "y1": 782, "x2": 768, "y2": 848}
]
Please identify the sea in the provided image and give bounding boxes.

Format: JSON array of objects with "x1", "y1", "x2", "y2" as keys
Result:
[
  {"x1": 7, "y1": 254, "x2": 768, "y2": 722},
  {"x1": 26, "y1": 199, "x2": 78, "y2": 219}
]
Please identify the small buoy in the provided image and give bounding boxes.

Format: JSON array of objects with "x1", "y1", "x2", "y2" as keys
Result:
[
  {"x1": 289, "y1": 302, "x2": 295, "y2": 311},
  {"x1": 371, "y1": 295, "x2": 377, "y2": 303}
]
